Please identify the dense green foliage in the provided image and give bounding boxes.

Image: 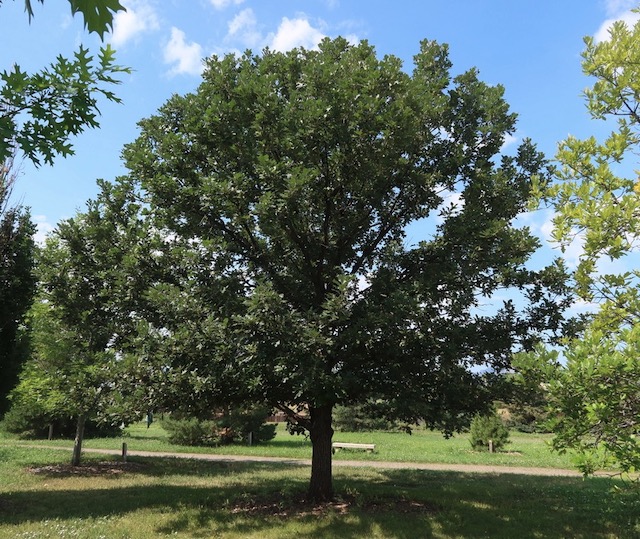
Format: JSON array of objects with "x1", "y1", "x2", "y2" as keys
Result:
[
  {"x1": 0, "y1": 161, "x2": 36, "y2": 416},
  {"x1": 525, "y1": 10, "x2": 640, "y2": 475},
  {"x1": 3, "y1": 301, "x2": 128, "y2": 439},
  {"x1": 116, "y1": 37, "x2": 571, "y2": 500},
  {"x1": 161, "y1": 417, "x2": 216, "y2": 446},
  {"x1": 499, "y1": 403, "x2": 550, "y2": 434},
  {"x1": 496, "y1": 372, "x2": 551, "y2": 433},
  {"x1": 469, "y1": 412, "x2": 510, "y2": 452},
  {"x1": 1, "y1": 400, "x2": 121, "y2": 439},
  {"x1": 333, "y1": 403, "x2": 407, "y2": 433},
  {"x1": 162, "y1": 408, "x2": 276, "y2": 446},
  {"x1": 0, "y1": 0, "x2": 129, "y2": 165},
  {"x1": 32, "y1": 181, "x2": 153, "y2": 464}
]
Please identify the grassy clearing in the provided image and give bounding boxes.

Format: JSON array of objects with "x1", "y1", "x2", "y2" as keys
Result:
[
  {"x1": 0, "y1": 445, "x2": 637, "y2": 538},
  {"x1": 2, "y1": 421, "x2": 580, "y2": 470}
]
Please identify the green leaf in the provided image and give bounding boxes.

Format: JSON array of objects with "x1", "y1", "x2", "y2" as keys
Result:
[{"x1": 68, "y1": 0, "x2": 125, "y2": 39}]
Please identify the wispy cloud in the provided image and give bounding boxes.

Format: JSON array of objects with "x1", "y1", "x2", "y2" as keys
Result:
[
  {"x1": 501, "y1": 133, "x2": 518, "y2": 152},
  {"x1": 210, "y1": 0, "x2": 244, "y2": 10},
  {"x1": 164, "y1": 27, "x2": 204, "y2": 76},
  {"x1": 110, "y1": 0, "x2": 160, "y2": 47},
  {"x1": 227, "y1": 8, "x2": 261, "y2": 48},
  {"x1": 604, "y1": 0, "x2": 636, "y2": 16}
]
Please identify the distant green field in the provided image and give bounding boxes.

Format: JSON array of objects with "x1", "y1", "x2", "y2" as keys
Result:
[
  {"x1": 0, "y1": 444, "x2": 637, "y2": 538},
  {"x1": 3, "y1": 420, "x2": 580, "y2": 470}
]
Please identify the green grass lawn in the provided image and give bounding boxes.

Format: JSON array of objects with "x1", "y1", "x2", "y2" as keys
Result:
[
  {"x1": 0, "y1": 445, "x2": 637, "y2": 538},
  {"x1": 1, "y1": 421, "x2": 581, "y2": 469}
]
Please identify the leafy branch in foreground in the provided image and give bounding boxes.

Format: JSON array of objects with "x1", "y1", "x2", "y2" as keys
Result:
[
  {"x1": 16, "y1": 0, "x2": 124, "y2": 38},
  {"x1": 0, "y1": 0, "x2": 129, "y2": 166}
]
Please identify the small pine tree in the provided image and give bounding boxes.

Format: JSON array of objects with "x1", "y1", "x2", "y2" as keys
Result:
[{"x1": 469, "y1": 412, "x2": 510, "y2": 452}]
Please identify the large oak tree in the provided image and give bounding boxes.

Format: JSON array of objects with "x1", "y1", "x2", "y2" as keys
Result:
[{"x1": 122, "y1": 37, "x2": 571, "y2": 500}]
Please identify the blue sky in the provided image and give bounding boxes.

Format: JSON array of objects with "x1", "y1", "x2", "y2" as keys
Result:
[{"x1": 2, "y1": 0, "x2": 638, "y2": 257}]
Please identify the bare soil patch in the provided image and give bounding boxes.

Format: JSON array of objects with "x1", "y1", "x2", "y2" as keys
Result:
[
  {"x1": 227, "y1": 492, "x2": 441, "y2": 517},
  {"x1": 27, "y1": 461, "x2": 146, "y2": 477}
]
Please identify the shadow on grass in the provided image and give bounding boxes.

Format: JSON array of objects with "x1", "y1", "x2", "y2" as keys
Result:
[
  {"x1": 371, "y1": 469, "x2": 639, "y2": 538},
  {"x1": 21, "y1": 455, "x2": 304, "y2": 480},
  {"x1": 1, "y1": 457, "x2": 638, "y2": 538}
]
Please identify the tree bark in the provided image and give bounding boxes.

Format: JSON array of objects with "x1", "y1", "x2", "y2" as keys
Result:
[
  {"x1": 71, "y1": 414, "x2": 86, "y2": 466},
  {"x1": 308, "y1": 404, "x2": 334, "y2": 501}
]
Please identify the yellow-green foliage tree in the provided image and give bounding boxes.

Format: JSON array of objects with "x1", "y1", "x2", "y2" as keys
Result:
[{"x1": 525, "y1": 10, "x2": 640, "y2": 475}]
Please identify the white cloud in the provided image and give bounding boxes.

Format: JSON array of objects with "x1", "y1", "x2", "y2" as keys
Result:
[
  {"x1": 227, "y1": 8, "x2": 261, "y2": 47},
  {"x1": 595, "y1": 11, "x2": 640, "y2": 42},
  {"x1": 594, "y1": 0, "x2": 640, "y2": 43},
  {"x1": 210, "y1": 0, "x2": 244, "y2": 10},
  {"x1": 435, "y1": 190, "x2": 464, "y2": 224},
  {"x1": 500, "y1": 133, "x2": 518, "y2": 152},
  {"x1": 535, "y1": 210, "x2": 590, "y2": 270},
  {"x1": 343, "y1": 33, "x2": 360, "y2": 45},
  {"x1": 110, "y1": 0, "x2": 160, "y2": 47},
  {"x1": 269, "y1": 17, "x2": 326, "y2": 52},
  {"x1": 164, "y1": 27, "x2": 204, "y2": 76},
  {"x1": 32, "y1": 215, "x2": 55, "y2": 245}
]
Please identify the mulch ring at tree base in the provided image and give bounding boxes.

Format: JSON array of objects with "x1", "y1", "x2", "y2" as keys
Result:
[
  {"x1": 227, "y1": 492, "x2": 442, "y2": 517},
  {"x1": 27, "y1": 461, "x2": 147, "y2": 477}
]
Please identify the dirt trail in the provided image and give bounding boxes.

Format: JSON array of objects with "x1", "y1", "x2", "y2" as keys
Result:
[{"x1": 8, "y1": 443, "x2": 611, "y2": 478}]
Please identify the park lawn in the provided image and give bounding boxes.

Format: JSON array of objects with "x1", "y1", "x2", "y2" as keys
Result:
[
  {"x1": 0, "y1": 445, "x2": 637, "y2": 538},
  {"x1": 2, "y1": 421, "x2": 582, "y2": 470}
]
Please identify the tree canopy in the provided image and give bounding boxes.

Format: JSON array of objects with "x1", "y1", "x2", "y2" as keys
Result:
[
  {"x1": 36, "y1": 178, "x2": 151, "y2": 464},
  {"x1": 115, "y1": 37, "x2": 572, "y2": 500}
]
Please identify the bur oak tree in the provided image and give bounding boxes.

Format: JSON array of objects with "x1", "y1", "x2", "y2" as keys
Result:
[{"x1": 123, "y1": 38, "x2": 571, "y2": 500}]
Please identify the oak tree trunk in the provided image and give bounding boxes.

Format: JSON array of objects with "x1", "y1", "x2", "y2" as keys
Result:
[
  {"x1": 308, "y1": 405, "x2": 334, "y2": 502},
  {"x1": 71, "y1": 414, "x2": 86, "y2": 466}
]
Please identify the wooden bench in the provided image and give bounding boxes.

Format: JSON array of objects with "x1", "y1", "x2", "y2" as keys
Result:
[{"x1": 332, "y1": 442, "x2": 376, "y2": 453}]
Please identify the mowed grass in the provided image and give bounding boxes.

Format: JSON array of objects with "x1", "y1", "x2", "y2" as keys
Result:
[
  {"x1": 0, "y1": 445, "x2": 638, "y2": 538},
  {"x1": 3, "y1": 421, "x2": 580, "y2": 469}
]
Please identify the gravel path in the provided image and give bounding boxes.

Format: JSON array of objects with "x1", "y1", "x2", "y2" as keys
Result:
[{"x1": 12, "y1": 443, "x2": 606, "y2": 477}]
